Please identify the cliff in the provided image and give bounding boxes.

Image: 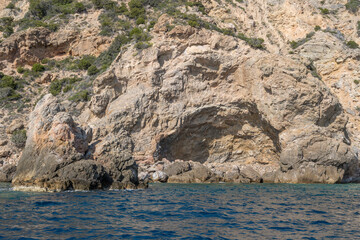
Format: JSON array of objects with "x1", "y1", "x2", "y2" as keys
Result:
[{"x1": 0, "y1": 0, "x2": 360, "y2": 190}]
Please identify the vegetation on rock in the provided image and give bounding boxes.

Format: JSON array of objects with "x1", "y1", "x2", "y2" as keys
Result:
[{"x1": 11, "y1": 130, "x2": 27, "y2": 148}]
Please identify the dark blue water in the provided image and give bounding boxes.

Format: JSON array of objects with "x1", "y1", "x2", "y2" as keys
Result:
[{"x1": 1, "y1": 183, "x2": 360, "y2": 239}]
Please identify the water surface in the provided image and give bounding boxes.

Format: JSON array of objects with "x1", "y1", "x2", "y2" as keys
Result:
[{"x1": 1, "y1": 183, "x2": 360, "y2": 239}]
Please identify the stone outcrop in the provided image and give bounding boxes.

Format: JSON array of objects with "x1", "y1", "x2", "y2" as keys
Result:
[
  {"x1": 0, "y1": 164, "x2": 16, "y2": 182},
  {"x1": 0, "y1": 27, "x2": 111, "y2": 67},
  {"x1": 78, "y1": 21, "x2": 359, "y2": 184},
  {"x1": 12, "y1": 94, "x2": 145, "y2": 191}
]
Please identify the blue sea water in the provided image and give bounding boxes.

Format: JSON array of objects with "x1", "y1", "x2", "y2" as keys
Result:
[{"x1": 1, "y1": 183, "x2": 360, "y2": 239}]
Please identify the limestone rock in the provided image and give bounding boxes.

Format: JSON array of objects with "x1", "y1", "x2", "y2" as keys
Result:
[
  {"x1": 82, "y1": 24, "x2": 357, "y2": 184},
  {"x1": 12, "y1": 94, "x2": 143, "y2": 191},
  {"x1": 0, "y1": 27, "x2": 110, "y2": 66},
  {"x1": 0, "y1": 164, "x2": 16, "y2": 182},
  {"x1": 151, "y1": 171, "x2": 168, "y2": 183},
  {"x1": 164, "y1": 161, "x2": 191, "y2": 176},
  {"x1": 167, "y1": 162, "x2": 214, "y2": 183},
  {"x1": 2, "y1": 0, "x2": 360, "y2": 185}
]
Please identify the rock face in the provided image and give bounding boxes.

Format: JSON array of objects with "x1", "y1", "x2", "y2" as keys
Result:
[
  {"x1": 12, "y1": 94, "x2": 144, "y2": 191},
  {"x1": 1, "y1": 0, "x2": 360, "y2": 187},
  {"x1": 0, "y1": 27, "x2": 110, "y2": 67},
  {"x1": 79, "y1": 21, "x2": 359, "y2": 184}
]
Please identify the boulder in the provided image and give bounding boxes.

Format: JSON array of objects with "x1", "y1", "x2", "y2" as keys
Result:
[
  {"x1": 0, "y1": 164, "x2": 16, "y2": 182},
  {"x1": 163, "y1": 161, "x2": 191, "y2": 176},
  {"x1": 167, "y1": 163, "x2": 213, "y2": 183},
  {"x1": 151, "y1": 171, "x2": 168, "y2": 183}
]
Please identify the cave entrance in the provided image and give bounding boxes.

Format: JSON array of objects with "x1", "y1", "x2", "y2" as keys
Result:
[{"x1": 153, "y1": 105, "x2": 280, "y2": 164}]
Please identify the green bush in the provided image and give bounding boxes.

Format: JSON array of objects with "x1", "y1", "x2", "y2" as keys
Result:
[
  {"x1": 17, "y1": 18, "x2": 59, "y2": 32},
  {"x1": 11, "y1": 130, "x2": 27, "y2": 148},
  {"x1": 289, "y1": 32, "x2": 314, "y2": 49},
  {"x1": 319, "y1": 8, "x2": 329, "y2": 14},
  {"x1": 63, "y1": 84, "x2": 73, "y2": 92},
  {"x1": 188, "y1": 19, "x2": 200, "y2": 28},
  {"x1": 0, "y1": 17, "x2": 14, "y2": 37},
  {"x1": 347, "y1": 40, "x2": 359, "y2": 49},
  {"x1": 87, "y1": 65, "x2": 99, "y2": 75},
  {"x1": 129, "y1": 27, "x2": 151, "y2": 41},
  {"x1": 77, "y1": 55, "x2": 95, "y2": 70},
  {"x1": 314, "y1": 25, "x2": 321, "y2": 31},
  {"x1": 345, "y1": 0, "x2": 360, "y2": 13},
  {"x1": 135, "y1": 41, "x2": 152, "y2": 49},
  {"x1": 95, "y1": 34, "x2": 130, "y2": 69},
  {"x1": 41, "y1": 58, "x2": 49, "y2": 64},
  {"x1": 91, "y1": 0, "x2": 103, "y2": 9},
  {"x1": 53, "y1": 0, "x2": 73, "y2": 4},
  {"x1": 0, "y1": 76, "x2": 17, "y2": 89},
  {"x1": 49, "y1": 79, "x2": 63, "y2": 96},
  {"x1": 74, "y1": 2, "x2": 86, "y2": 13},
  {"x1": 118, "y1": 3, "x2": 128, "y2": 13},
  {"x1": 186, "y1": 1, "x2": 206, "y2": 15},
  {"x1": 17, "y1": 67, "x2": 26, "y2": 74},
  {"x1": 49, "y1": 77, "x2": 81, "y2": 96},
  {"x1": 128, "y1": 0, "x2": 145, "y2": 19},
  {"x1": 0, "y1": 88, "x2": 21, "y2": 102},
  {"x1": 246, "y1": 37, "x2": 265, "y2": 49},
  {"x1": 29, "y1": 0, "x2": 52, "y2": 19},
  {"x1": 28, "y1": 0, "x2": 87, "y2": 20},
  {"x1": 6, "y1": 2, "x2": 16, "y2": 9},
  {"x1": 148, "y1": 20, "x2": 156, "y2": 31},
  {"x1": 32, "y1": 63, "x2": 45, "y2": 72},
  {"x1": 136, "y1": 17, "x2": 145, "y2": 25},
  {"x1": 354, "y1": 80, "x2": 360, "y2": 84},
  {"x1": 238, "y1": 33, "x2": 265, "y2": 49},
  {"x1": 69, "y1": 90, "x2": 89, "y2": 102}
]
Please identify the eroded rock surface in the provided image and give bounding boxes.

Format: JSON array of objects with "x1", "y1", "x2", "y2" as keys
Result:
[
  {"x1": 80, "y1": 22, "x2": 359, "y2": 184},
  {"x1": 12, "y1": 94, "x2": 144, "y2": 191},
  {"x1": 2, "y1": 0, "x2": 360, "y2": 187}
]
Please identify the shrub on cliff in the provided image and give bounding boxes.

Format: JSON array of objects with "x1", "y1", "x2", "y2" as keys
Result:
[
  {"x1": 95, "y1": 34, "x2": 130, "y2": 69},
  {"x1": 69, "y1": 90, "x2": 89, "y2": 102},
  {"x1": 128, "y1": 0, "x2": 146, "y2": 19},
  {"x1": 32, "y1": 63, "x2": 45, "y2": 72},
  {"x1": 11, "y1": 130, "x2": 27, "y2": 148},
  {"x1": 49, "y1": 77, "x2": 82, "y2": 96},
  {"x1": 6, "y1": 2, "x2": 16, "y2": 9},
  {"x1": 49, "y1": 79, "x2": 63, "y2": 96},
  {"x1": 87, "y1": 65, "x2": 99, "y2": 75},
  {"x1": 28, "y1": 0, "x2": 88, "y2": 20},
  {"x1": 289, "y1": 32, "x2": 315, "y2": 49},
  {"x1": 346, "y1": 40, "x2": 359, "y2": 49},
  {"x1": 136, "y1": 17, "x2": 145, "y2": 25},
  {"x1": 345, "y1": 0, "x2": 360, "y2": 13},
  {"x1": 29, "y1": 0, "x2": 51, "y2": 19},
  {"x1": 0, "y1": 76, "x2": 17, "y2": 89},
  {"x1": 17, "y1": 67, "x2": 26, "y2": 74},
  {"x1": 0, "y1": 17, "x2": 14, "y2": 37},
  {"x1": 319, "y1": 8, "x2": 330, "y2": 14},
  {"x1": 77, "y1": 55, "x2": 95, "y2": 70},
  {"x1": 185, "y1": 1, "x2": 206, "y2": 15}
]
